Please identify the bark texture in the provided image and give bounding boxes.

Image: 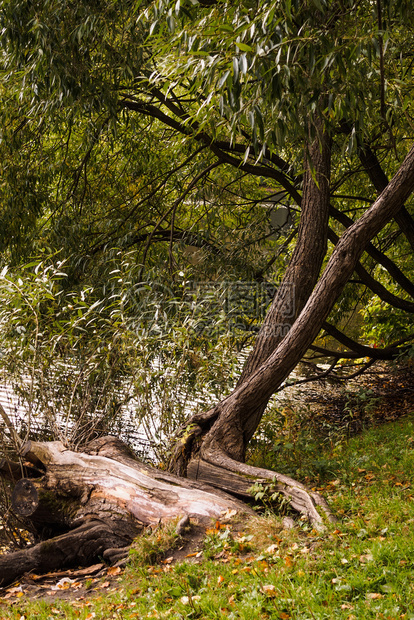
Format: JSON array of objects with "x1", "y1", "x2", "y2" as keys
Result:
[
  {"x1": 168, "y1": 141, "x2": 414, "y2": 532},
  {"x1": 168, "y1": 122, "x2": 331, "y2": 472},
  {"x1": 0, "y1": 436, "x2": 249, "y2": 587}
]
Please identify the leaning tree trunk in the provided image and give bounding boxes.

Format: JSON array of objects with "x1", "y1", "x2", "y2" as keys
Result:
[
  {"x1": 167, "y1": 141, "x2": 414, "y2": 520},
  {"x1": 236, "y1": 118, "x2": 331, "y2": 447},
  {"x1": 239, "y1": 120, "x2": 331, "y2": 388},
  {"x1": 168, "y1": 120, "x2": 331, "y2": 474}
]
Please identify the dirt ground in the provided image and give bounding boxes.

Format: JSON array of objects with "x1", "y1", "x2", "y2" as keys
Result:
[{"x1": 0, "y1": 516, "x2": 248, "y2": 604}]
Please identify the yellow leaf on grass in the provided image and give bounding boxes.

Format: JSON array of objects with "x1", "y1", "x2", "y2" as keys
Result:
[
  {"x1": 261, "y1": 584, "x2": 277, "y2": 597},
  {"x1": 107, "y1": 566, "x2": 122, "y2": 576}
]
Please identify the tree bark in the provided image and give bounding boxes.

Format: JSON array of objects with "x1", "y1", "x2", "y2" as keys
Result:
[
  {"x1": 166, "y1": 141, "x2": 414, "y2": 528},
  {"x1": 201, "y1": 141, "x2": 414, "y2": 450},
  {"x1": 0, "y1": 436, "x2": 250, "y2": 587},
  {"x1": 239, "y1": 121, "x2": 331, "y2": 388}
]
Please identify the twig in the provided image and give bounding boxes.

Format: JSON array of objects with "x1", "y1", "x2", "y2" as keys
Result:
[{"x1": 0, "y1": 403, "x2": 23, "y2": 452}]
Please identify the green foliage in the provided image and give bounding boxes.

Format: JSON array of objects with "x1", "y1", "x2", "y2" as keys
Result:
[
  {"x1": 0, "y1": 254, "x2": 244, "y2": 456},
  {"x1": 248, "y1": 478, "x2": 291, "y2": 514},
  {"x1": 247, "y1": 383, "x2": 382, "y2": 481},
  {"x1": 0, "y1": 0, "x2": 414, "y2": 458}
]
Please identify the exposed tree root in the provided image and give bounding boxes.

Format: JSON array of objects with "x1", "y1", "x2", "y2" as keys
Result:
[
  {"x1": 189, "y1": 448, "x2": 335, "y2": 529},
  {"x1": 167, "y1": 413, "x2": 335, "y2": 529}
]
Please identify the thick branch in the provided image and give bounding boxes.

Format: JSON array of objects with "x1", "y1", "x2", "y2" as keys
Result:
[
  {"x1": 328, "y1": 229, "x2": 414, "y2": 312},
  {"x1": 120, "y1": 97, "x2": 301, "y2": 203},
  {"x1": 330, "y1": 205, "x2": 414, "y2": 299}
]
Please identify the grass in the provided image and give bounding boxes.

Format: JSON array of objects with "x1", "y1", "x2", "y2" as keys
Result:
[{"x1": 2, "y1": 413, "x2": 414, "y2": 619}]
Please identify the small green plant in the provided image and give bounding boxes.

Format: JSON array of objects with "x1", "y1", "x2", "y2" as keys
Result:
[
  {"x1": 341, "y1": 386, "x2": 380, "y2": 435},
  {"x1": 128, "y1": 521, "x2": 180, "y2": 567},
  {"x1": 248, "y1": 478, "x2": 291, "y2": 514},
  {"x1": 203, "y1": 524, "x2": 253, "y2": 559}
]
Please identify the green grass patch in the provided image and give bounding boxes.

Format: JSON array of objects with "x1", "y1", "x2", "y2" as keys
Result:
[{"x1": 2, "y1": 414, "x2": 414, "y2": 619}]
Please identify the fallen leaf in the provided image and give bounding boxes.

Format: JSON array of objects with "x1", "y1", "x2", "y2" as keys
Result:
[
  {"x1": 51, "y1": 577, "x2": 77, "y2": 590},
  {"x1": 265, "y1": 544, "x2": 278, "y2": 554},
  {"x1": 107, "y1": 566, "x2": 122, "y2": 576},
  {"x1": 163, "y1": 557, "x2": 174, "y2": 564},
  {"x1": 217, "y1": 575, "x2": 225, "y2": 584},
  {"x1": 6, "y1": 586, "x2": 22, "y2": 594},
  {"x1": 100, "y1": 581, "x2": 110, "y2": 588},
  {"x1": 74, "y1": 564, "x2": 105, "y2": 576},
  {"x1": 366, "y1": 593, "x2": 383, "y2": 599},
  {"x1": 221, "y1": 509, "x2": 237, "y2": 520},
  {"x1": 261, "y1": 584, "x2": 277, "y2": 597}
]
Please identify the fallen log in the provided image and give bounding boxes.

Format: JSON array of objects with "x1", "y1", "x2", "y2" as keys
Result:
[
  {"x1": 0, "y1": 436, "x2": 249, "y2": 587},
  {"x1": 0, "y1": 520, "x2": 131, "y2": 588}
]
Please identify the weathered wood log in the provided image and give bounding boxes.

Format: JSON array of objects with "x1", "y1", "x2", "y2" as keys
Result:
[
  {"x1": 0, "y1": 433, "x2": 334, "y2": 587},
  {"x1": 187, "y1": 452, "x2": 334, "y2": 528},
  {"x1": 0, "y1": 436, "x2": 250, "y2": 587},
  {"x1": 20, "y1": 439, "x2": 247, "y2": 526},
  {"x1": 0, "y1": 520, "x2": 134, "y2": 587}
]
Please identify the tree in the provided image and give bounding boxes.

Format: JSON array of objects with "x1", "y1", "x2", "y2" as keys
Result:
[{"x1": 1, "y1": 0, "x2": 414, "y2": 582}]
